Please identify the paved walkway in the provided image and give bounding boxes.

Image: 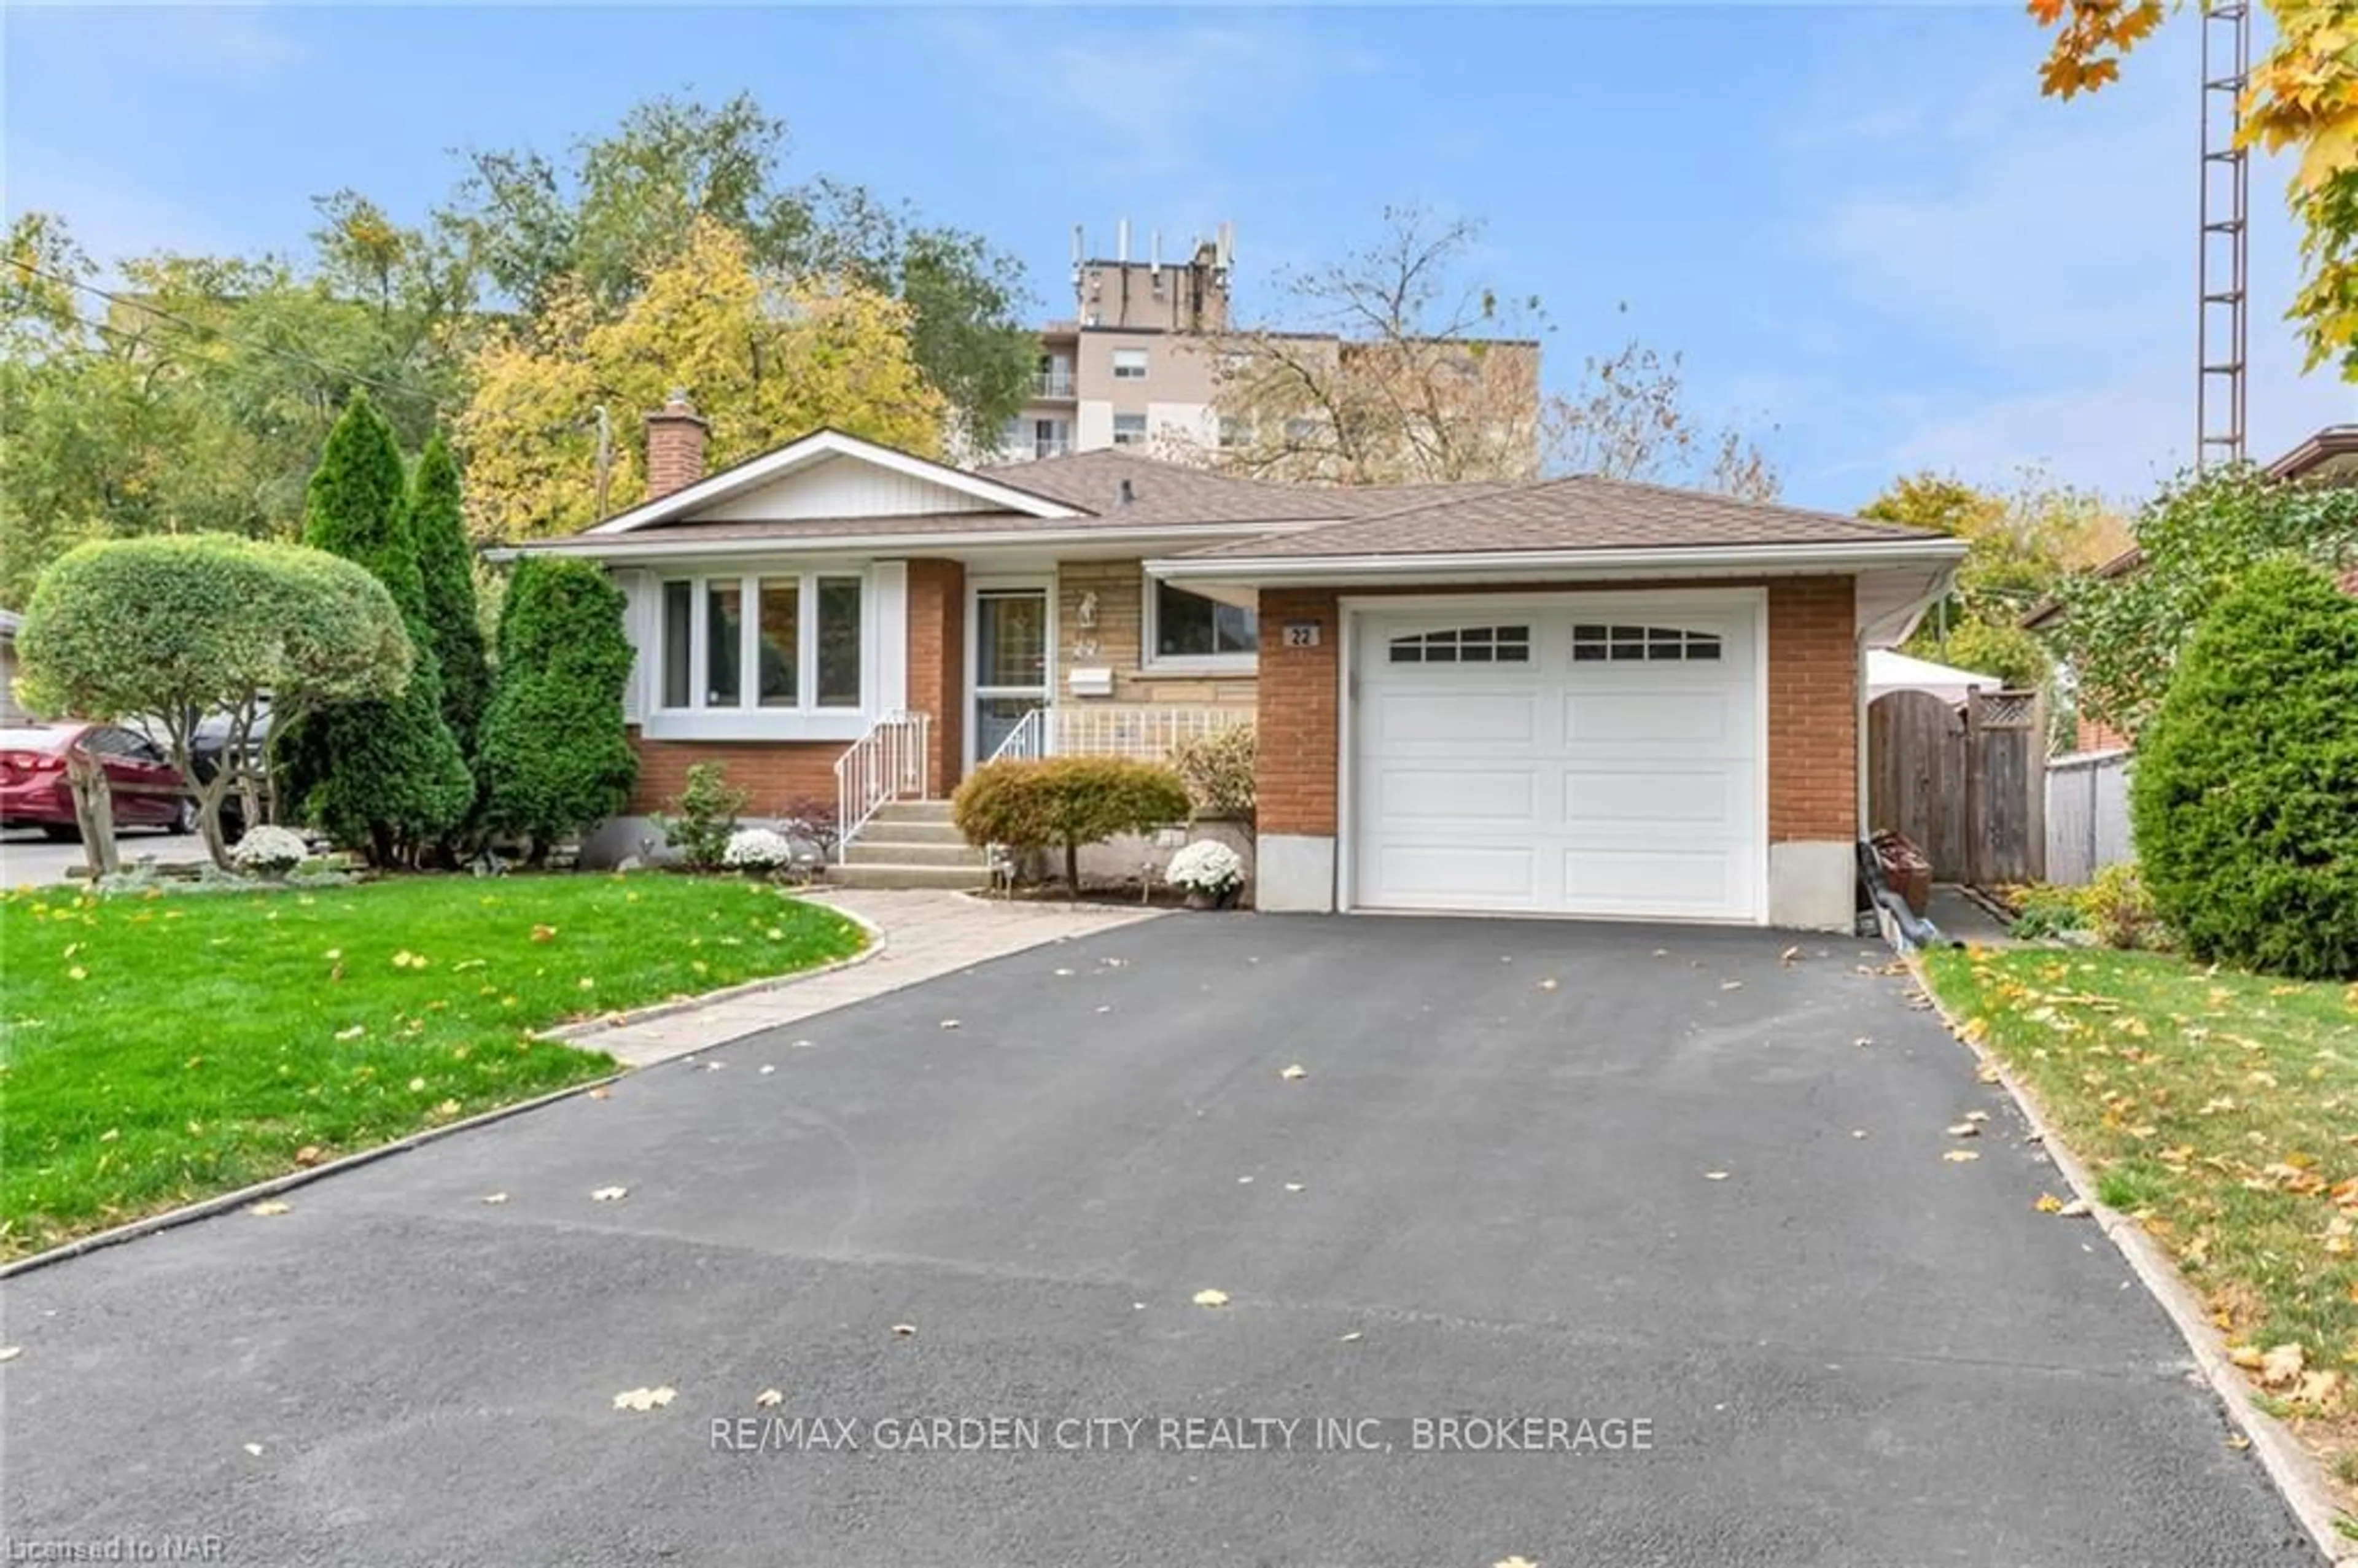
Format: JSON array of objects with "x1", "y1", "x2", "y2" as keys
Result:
[{"x1": 568, "y1": 888, "x2": 1164, "y2": 1067}]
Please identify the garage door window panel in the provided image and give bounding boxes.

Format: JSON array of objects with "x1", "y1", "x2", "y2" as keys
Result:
[
  {"x1": 1571, "y1": 623, "x2": 1722, "y2": 663},
  {"x1": 1387, "y1": 624, "x2": 1531, "y2": 666}
]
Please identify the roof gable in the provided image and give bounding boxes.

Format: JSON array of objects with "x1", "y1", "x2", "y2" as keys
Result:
[{"x1": 588, "y1": 429, "x2": 1084, "y2": 535}]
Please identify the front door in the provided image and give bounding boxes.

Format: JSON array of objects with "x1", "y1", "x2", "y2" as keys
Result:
[{"x1": 971, "y1": 584, "x2": 1050, "y2": 765}]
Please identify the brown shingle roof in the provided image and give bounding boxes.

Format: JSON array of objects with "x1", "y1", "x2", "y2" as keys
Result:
[
  {"x1": 972, "y1": 449, "x2": 1370, "y2": 525},
  {"x1": 1177, "y1": 473, "x2": 1940, "y2": 559}
]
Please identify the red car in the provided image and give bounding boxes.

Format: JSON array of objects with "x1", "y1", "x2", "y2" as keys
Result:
[{"x1": 0, "y1": 723, "x2": 196, "y2": 840}]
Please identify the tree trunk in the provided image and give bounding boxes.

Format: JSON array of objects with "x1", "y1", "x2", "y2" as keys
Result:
[
  {"x1": 65, "y1": 751, "x2": 119, "y2": 881},
  {"x1": 1062, "y1": 836, "x2": 1081, "y2": 896}
]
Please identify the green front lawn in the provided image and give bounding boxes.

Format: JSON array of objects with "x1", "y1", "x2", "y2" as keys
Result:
[
  {"x1": 1924, "y1": 945, "x2": 2358, "y2": 1483},
  {"x1": 0, "y1": 874, "x2": 864, "y2": 1258}
]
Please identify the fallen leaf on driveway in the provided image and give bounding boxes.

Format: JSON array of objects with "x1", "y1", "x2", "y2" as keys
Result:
[
  {"x1": 1964, "y1": 1110, "x2": 1989, "y2": 1123},
  {"x1": 242, "y1": 1443, "x2": 264, "y2": 1456},
  {"x1": 1780, "y1": 945, "x2": 1802, "y2": 966},
  {"x1": 1192, "y1": 1289, "x2": 1231, "y2": 1308},
  {"x1": 0, "y1": 1346, "x2": 20, "y2": 1362},
  {"x1": 1538, "y1": 978, "x2": 1559, "y2": 992},
  {"x1": 1339, "y1": 1330, "x2": 1363, "y2": 1343},
  {"x1": 758, "y1": 1065, "x2": 776, "y2": 1076},
  {"x1": 1975, "y1": 1064, "x2": 2002, "y2": 1084},
  {"x1": 1720, "y1": 980, "x2": 1744, "y2": 991},
  {"x1": 1494, "y1": 1556, "x2": 1539, "y2": 1568},
  {"x1": 939, "y1": 1019, "x2": 960, "y2": 1030},
  {"x1": 612, "y1": 1386, "x2": 675, "y2": 1413},
  {"x1": 1053, "y1": 967, "x2": 1074, "y2": 977},
  {"x1": 2225, "y1": 1433, "x2": 2251, "y2": 1451},
  {"x1": 1280, "y1": 1065, "x2": 1307, "y2": 1082},
  {"x1": 591, "y1": 1186, "x2": 628, "y2": 1203},
  {"x1": 481, "y1": 1192, "x2": 509, "y2": 1205},
  {"x1": 1703, "y1": 1171, "x2": 1730, "y2": 1181},
  {"x1": 1284, "y1": 1182, "x2": 1304, "y2": 1192},
  {"x1": 587, "y1": 1086, "x2": 612, "y2": 1100},
  {"x1": 1852, "y1": 1130, "x2": 1868, "y2": 1139},
  {"x1": 890, "y1": 1324, "x2": 917, "y2": 1338},
  {"x1": 2035, "y1": 1193, "x2": 2064, "y2": 1213},
  {"x1": 248, "y1": 1200, "x2": 292, "y2": 1217},
  {"x1": 1941, "y1": 1151, "x2": 1980, "y2": 1163},
  {"x1": 756, "y1": 1389, "x2": 785, "y2": 1408},
  {"x1": 1946, "y1": 1123, "x2": 1981, "y2": 1138},
  {"x1": 1854, "y1": 1037, "x2": 1874, "y2": 1049},
  {"x1": 2057, "y1": 1198, "x2": 2091, "y2": 1218}
]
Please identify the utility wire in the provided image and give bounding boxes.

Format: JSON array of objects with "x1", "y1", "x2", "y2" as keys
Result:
[{"x1": 13, "y1": 260, "x2": 446, "y2": 409}]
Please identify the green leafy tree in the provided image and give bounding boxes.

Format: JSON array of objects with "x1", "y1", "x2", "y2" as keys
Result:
[
  {"x1": 952, "y1": 757, "x2": 1193, "y2": 893},
  {"x1": 2130, "y1": 561, "x2": 2358, "y2": 979},
  {"x1": 279, "y1": 395, "x2": 472, "y2": 863},
  {"x1": 408, "y1": 433, "x2": 491, "y2": 755},
  {"x1": 435, "y1": 92, "x2": 1031, "y2": 447},
  {"x1": 477, "y1": 556, "x2": 637, "y2": 856},
  {"x1": 16, "y1": 536, "x2": 413, "y2": 866},
  {"x1": 2045, "y1": 466, "x2": 2358, "y2": 735}
]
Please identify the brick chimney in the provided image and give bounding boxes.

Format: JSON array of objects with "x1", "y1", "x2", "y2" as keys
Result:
[{"x1": 643, "y1": 389, "x2": 709, "y2": 500}]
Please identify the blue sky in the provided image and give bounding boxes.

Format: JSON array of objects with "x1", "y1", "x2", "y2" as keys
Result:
[{"x1": 6, "y1": 3, "x2": 2352, "y2": 511}]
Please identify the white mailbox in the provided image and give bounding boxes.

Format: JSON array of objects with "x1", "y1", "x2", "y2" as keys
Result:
[{"x1": 1067, "y1": 666, "x2": 1115, "y2": 698}]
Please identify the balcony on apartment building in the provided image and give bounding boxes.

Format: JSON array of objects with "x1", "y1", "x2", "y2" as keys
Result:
[{"x1": 1032, "y1": 369, "x2": 1077, "y2": 400}]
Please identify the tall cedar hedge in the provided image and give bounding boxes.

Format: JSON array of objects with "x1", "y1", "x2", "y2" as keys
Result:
[
  {"x1": 478, "y1": 555, "x2": 638, "y2": 851},
  {"x1": 278, "y1": 394, "x2": 473, "y2": 860},
  {"x1": 409, "y1": 432, "x2": 491, "y2": 758},
  {"x1": 2128, "y1": 559, "x2": 2358, "y2": 979}
]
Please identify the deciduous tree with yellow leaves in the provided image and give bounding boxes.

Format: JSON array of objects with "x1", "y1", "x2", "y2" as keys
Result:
[
  {"x1": 2029, "y1": 0, "x2": 2358, "y2": 375},
  {"x1": 456, "y1": 219, "x2": 948, "y2": 540}
]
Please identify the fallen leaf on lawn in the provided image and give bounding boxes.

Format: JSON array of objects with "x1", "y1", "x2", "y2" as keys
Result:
[
  {"x1": 2228, "y1": 1344, "x2": 2265, "y2": 1370},
  {"x1": 293, "y1": 1145, "x2": 324, "y2": 1167},
  {"x1": 248, "y1": 1200, "x2": 292, "y2": 1217},
  {"x1": 407, "y1": 1077, "x2": 426, "y2": 1093},
  {"x1": 756, "y1": 1389, "x2": 785, "y2": 1408},
  {"x1": 531, "y1": 925, "x2": 557, "y2": 943},
  {"x1": 2295, "y1": 1368, "x2": 2344, "y2": 1407},
  {"x1": 577, "y1": 977, "x2": 595, "y2": 991},
  {"x1": 2259, "y1": 1343, "x2": 2305, "y2": 1388},
  {"x1": 1280, "y1": 1065, "x2": 1307, "y2": 1082},
  {"x1": 242, "y1": 1443, "x2": 263, "y2": 1457},
  {"x1": 1941, "y1": 1150, "x2": 1980, "y2": 1163},
  {"x1": 612, "y1": 1386, "x2": 675, "y2": 1413},
  {"x1": 0, "y1": 1346, "x2": 20, "y2": 1362},
  {"x1": 591, "y1": 1186, "x2": 628, "y2": 1203},
  {"x1": 890, "y1": 1324, "x2": 917, "y2": 1338},
  {"x1": 480, "y1": 1192, "x2": 508, "y2": 1205},
  {"x1": 2035, "y1": 1193, "x2": 2064, "y2": 1213},
  {"x1": 1947, "y1": 1123, "x2": 1981, "y2": 1138},
  {"x1": 333, "y1": 1025, "x2": 365, "y2": 1042},
  {"x1": 1192, "y1": 1289, "x2": 1231, "y2": 1308},
  {"x1": 1976, "y1": 1064, "x2": 2002, "y2": 1084},
  {"x1": 940, "y1": 1019, "x2": 960, "y2": 1030},
  {"x1": 66, "y1": 966, "x2": 85, "y2": 982}
]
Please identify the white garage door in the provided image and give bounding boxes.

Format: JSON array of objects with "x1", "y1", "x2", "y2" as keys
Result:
[{"x1": 1352, "y1": 594, "x2": 1764, "y2": 922}]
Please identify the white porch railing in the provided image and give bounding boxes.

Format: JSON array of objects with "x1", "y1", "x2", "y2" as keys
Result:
[
  {"x1": 834, "y1": 710, "x2": 931, "y2": 856},
  {"x1": 984, "y1": 706, "x2": 1049, "y2": 766},
  {"x1": 1047, "y1": 705, "x2": 1251, "y2": 761}
]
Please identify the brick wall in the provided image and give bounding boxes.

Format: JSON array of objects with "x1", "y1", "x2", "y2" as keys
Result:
[
  {"x1": 906, "y1": 559, "x2": 965, "y2": 789},
  {"x1": 1056, "y1": 560, "x2": 1259, "y2": 707},
  {"x1": 2071, "y1": 712, "x2": 2134, "y2": 754},
  {"x1": 1251, "y1": 576, "x2": 1864, "y2": 844},
  {"x1": 625, "y1": 733, "x2": 842, "y2": 817}
]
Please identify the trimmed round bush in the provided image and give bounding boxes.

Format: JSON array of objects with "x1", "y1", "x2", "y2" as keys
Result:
[
  {"x1": 2129, "y1": 559, "x2": 2358, "y2": 978},
  {"x1": 953, "y1": 755, "x2": 1192, "y2": 892}
]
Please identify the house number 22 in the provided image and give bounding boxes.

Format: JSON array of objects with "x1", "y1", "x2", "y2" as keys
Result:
[{"x1": 1283, "y1": 621, "x2": 1322, "y2": 648}]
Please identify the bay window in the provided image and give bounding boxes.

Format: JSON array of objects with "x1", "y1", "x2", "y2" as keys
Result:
[{"x1": 657, "y1": 570, "x2": 866, "y2": 716}]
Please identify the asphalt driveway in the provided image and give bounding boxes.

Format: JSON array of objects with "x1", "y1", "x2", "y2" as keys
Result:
[{"x1": 0, "y1": 916, "x2": 2319, "y2": 1567}]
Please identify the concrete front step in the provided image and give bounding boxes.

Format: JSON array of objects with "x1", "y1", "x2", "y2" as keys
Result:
[
  {"x1": 843, "y1": 838, "x2": 989, "y2": 867},
  {"x1": 864, "y1": 799, "x2": 955, "y2": 827},
  {"x1": 825, "y1": 861, "x2": 993, "y2": 891},
  {"x1": 847, "y1": 821, "x2": 968, "y2": 850}
]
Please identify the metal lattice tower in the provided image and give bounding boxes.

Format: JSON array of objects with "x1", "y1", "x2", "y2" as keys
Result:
[{"x1": 2197, "y1": 0, "x2": 2252, "y2": 468}]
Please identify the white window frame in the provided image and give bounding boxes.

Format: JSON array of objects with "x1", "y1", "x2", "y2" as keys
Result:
[
  {"x1": 644, "y1": 565, "x2": 876, "y2": 742},
  {"x1": 1111, "y1": 413, "x2": 1148, "y2": 447},
  {"x1": 1111, "y1": 347, "x2": 1149, "y2": 380},
  {"x1": 1142, "y1": 575, "x2": 1259, "y2": 677}
]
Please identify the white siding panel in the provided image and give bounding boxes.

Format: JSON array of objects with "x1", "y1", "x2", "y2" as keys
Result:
[{"x1": 695, "y1": 454, "x2": 1002, "y2": 523}]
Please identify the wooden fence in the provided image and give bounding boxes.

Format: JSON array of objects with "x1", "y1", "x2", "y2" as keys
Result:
[
  {"x1": 2045, "y1": 749, "x2": 2134, "y2": 887},
  {"x1": 1867, "y1": 688, "x2": 2045, "y2": 886}
]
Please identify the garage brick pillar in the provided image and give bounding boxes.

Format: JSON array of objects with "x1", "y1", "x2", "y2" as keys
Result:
[{"x1": 1253, "y1": 586, "x2": 1342, "y2": 912}]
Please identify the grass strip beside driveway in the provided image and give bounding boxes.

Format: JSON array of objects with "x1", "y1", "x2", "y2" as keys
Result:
[
  {"x1": 0, "y1": 874, "x2": 864, "y2": 1258},
  {"x1": 1923, "y1": 945, "x2": 2358, "y2": 1500}
]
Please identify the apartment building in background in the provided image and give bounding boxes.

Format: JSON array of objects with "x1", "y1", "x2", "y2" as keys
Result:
[{"x1": 997, "y1": 222, "x2": 1542, "y2": 481}]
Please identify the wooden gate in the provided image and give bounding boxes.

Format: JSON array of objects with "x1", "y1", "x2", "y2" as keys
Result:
[{"x1": 1868, "y1": 688, "x2": 2045, "y2": 885}]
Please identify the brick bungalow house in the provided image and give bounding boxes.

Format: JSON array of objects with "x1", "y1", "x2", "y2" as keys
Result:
[
  {"x1": 2026, "y1": 423, "x2": 2358, "y2": 755},
  {"x1": 510, "y1": 397, "x2": 1964, "y2": 931}
]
